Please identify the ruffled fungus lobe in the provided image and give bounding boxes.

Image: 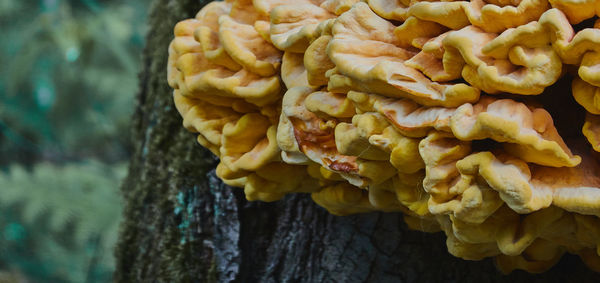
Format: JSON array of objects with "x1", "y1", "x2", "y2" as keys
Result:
[{"x1": 169, "y1": 0, "x2": 600, "y2": 274}]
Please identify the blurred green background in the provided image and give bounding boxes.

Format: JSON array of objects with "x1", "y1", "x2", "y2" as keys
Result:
[{"x1": 0, "y1": 0, "x2": 149, "y2": 282}]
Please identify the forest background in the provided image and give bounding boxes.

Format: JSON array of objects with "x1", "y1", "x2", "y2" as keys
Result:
[{"x1": 0, "y1": 0, "x2": 149, "y2": 282}]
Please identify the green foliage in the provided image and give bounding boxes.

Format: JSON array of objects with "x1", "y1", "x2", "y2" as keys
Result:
[
  {"x1": 0, "y1": 161, "x2": 127, "y2": 283},
  {"x1": 0, "y1": 0, "x2": 147, "y2": 164},
  {"x1": 0, "y1": 1, "x2": 148, "y2": 281}
]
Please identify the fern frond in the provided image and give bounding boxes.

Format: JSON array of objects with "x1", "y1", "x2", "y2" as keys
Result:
[{"x1": 0, "y1": 160, "x2": 126, "y2": 283}]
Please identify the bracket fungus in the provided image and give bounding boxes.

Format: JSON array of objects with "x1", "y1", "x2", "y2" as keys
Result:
[{"x1": 168, "y1": 0, "x2": 600, "y2": 273}]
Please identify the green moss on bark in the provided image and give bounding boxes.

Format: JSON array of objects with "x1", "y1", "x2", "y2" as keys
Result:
[{"x1": 114, "y1": 0, "x2": 217, "y2": 281}]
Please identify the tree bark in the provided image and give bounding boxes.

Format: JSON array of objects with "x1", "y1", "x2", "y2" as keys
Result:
[{"x1": 114, "y1": 0, "x2": 600, "y2": 282}]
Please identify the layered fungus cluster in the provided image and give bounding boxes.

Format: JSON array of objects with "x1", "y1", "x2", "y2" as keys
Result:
[{"x1": 168, "y1": 0, "x2": 600, "y2": 273}]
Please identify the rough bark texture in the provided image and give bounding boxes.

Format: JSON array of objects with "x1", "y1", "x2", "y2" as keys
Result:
[{"x1": 114, "y1": 0, "x2": 600, "y2": 282}]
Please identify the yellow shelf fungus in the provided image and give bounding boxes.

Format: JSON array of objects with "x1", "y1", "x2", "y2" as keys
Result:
[{"x1": 169, "y1": 0, "x2": 600, "y2": 274}]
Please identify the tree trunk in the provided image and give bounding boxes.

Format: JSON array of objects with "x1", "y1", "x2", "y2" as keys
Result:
[{"x1": 114, "y1": 0, "x2": 600, "y2": 282}]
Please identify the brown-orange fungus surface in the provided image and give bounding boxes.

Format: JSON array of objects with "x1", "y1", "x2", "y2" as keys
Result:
[{"x1": 168, "y1": 0, "x2": 600, "y2": 273}]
